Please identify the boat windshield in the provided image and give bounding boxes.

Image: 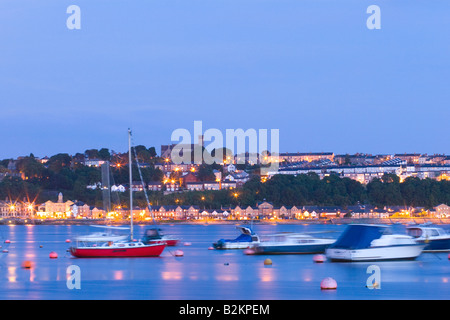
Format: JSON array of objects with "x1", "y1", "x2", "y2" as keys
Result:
[
  {"x1": 406, "y1": 228, "x2": 423, "y2": 238},
  {"x1": 330, "y1": 225, "x2": 386, "y2": 250}
]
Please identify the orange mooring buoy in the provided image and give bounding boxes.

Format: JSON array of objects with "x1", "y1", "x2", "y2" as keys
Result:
[{"x1": 49, "y1": 251, "x2": 58, "y2": 259}]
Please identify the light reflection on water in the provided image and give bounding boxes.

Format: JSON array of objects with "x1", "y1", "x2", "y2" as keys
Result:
[{"x1": 0, "y1": 223, "x2": 448, "y2": 300}]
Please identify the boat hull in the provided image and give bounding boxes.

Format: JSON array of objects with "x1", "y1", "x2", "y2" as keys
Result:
[
  {"x1": 326, "y1": 244, "x2": 425, "y2": 262},
  {"x1": 70, "y1": 243, "x2": 166, "y2": 258},
  {"x1": 147, "y1": 238, "x2": 178, "y2": 247},
  {"x1": 164, "y1": 239, "x2": 179, "y2": 247},
  {"x1": 420, "y1": 238, "x2": 450, "y2": 252},
  {"x1": 213, "y1": 241, "x2": 257, "y2": 250},
  {"x1": 254, "y1": 243, "x2": 332, "y2": 255}
]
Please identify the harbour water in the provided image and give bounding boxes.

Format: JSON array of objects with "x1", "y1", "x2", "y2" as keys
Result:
[{"x1": 0, "y1": 223, "x2": 449, "y2": 300}]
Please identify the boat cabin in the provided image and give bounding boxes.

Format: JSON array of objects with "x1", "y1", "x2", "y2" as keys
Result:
[
  {"x1": 143, "y1": 227, "x2": 163, "y2": 241},
  {"x1": 406, "y1": 226, "x2": 447, "y2": 239},
  {"x1": 329, "y1": 224, "x2": 391, "y2": 250}
]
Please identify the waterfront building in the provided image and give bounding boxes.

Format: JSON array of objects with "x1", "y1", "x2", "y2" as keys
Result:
[
  {"x1": 37, "y1": 193, "x2": 74, "y2": 219},
  {"x1": 434, "y1": 204, "x2": 450, "y2": 218},
  {"x1": 0, "y1": 199, "x2": 28, "y2": 218},
  {"x1": 71, "y1": 201, "x2": 91, "y2": 218}
]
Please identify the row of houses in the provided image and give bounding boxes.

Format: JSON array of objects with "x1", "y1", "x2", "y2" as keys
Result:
[
  {"x1": 114, "y1": 202, "x2": 450, "y2": 220},
  {"x1": 2, "y1": 191, "x2": 449, "y2": 220},
  {"x1": 270, "y1": 163, "x2": 450, "y2": 184},
  {"x1": 134, "y1": 202, "x2": 450, "y2": 220}
]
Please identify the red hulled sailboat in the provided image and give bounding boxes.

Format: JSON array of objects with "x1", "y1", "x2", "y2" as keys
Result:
[{"x1": 70, "y1": 129, "x2": 166, "y2": 258}]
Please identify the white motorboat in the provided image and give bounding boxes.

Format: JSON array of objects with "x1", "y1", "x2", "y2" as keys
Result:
[
  {"x1": 252, "y1": 232, "x2": 335, "y2": 255},
  {"x1": 326, "y1": 224, "x2": 425, "y2": 262},
  {"x1": 74, "y1": 225, "x2": 130, "y2": 243},
  {"x1": 406, "y1": 225, "x2": 450, "y2": 252},
  {"x1": 213, "y1": 226, "x2": 260, "y2": 249}
]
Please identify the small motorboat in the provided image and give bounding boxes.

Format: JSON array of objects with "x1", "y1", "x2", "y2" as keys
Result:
[
  {"x1": 213, "y1": 226, "x2": 260, "y2": 249},
  {"x1": 406, "y1": 225, "x2": 450, "y2": 252},
  {"x1": 252, "y1": 232, "x2": 335, "y2": 255},
  {"x1": 142, "y1": 227, "x2": 179, "y2": 247},
  {"x1": 326, "y1": 224, "x2": 425, "y2": 262}
]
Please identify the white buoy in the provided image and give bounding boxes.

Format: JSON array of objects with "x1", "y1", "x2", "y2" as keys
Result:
[
  {"x1": 320, "y1": 277, "x2": 337, "y2": 290},
  {"x1": 174, "y1": 250, "x2": 184, "y2": 257},
  {"x1": 183, "y1": 242, "x2": 192, "y2": 246},
  {"x1": 208, "y1": 246, "x2": 214, "y2": 250},
  {"x1": 313, "y1": 254, "x2": 326, "y2": 263}
]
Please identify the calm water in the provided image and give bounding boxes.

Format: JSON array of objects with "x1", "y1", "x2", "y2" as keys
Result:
[{"x1": 0, "y1": 223, "x2": 449, "y2": 300}]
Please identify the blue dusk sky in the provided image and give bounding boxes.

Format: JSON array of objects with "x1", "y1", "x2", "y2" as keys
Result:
[{"x1": 0, "y1": 0, "x2": 449, "y2": 159}]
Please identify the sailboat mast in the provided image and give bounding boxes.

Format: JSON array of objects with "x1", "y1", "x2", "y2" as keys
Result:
[{"x1": 128, "y1": 128, "x2": 133, "y2": 240}]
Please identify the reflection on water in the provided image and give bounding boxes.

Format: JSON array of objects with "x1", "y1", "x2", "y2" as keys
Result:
[
  {"x1": 259, "y1": 266, "x2": 275, "y2": 282},
  {"x1": 162, "y1": 271, "x2": 183, "y2": 281},
  {"x1": 0, "y1": 224, "x2": 448, "y2": 300},
  {"x1": 7, "y1": 267, "x2": 17, "y2": 283}
]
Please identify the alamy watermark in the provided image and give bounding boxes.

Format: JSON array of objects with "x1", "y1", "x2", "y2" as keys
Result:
[
  {"x1": 170, "y1": 121, "x2": 279, "y2": 175},
  {"x1": 366, "y1": 265, "x2": 381, "y2": 289},
  {"x1": 67, "y1": 265, "x2": 81, "y2": 290},
  {"x1": 367, "y1": 5, "x2": 381, "y2": 30},
  {"x1": 66, "y1": 5, "x2": 81, "y2": 30}
]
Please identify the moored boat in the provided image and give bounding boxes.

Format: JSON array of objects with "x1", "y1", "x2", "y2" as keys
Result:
[
  {"x1": 69, "y1": 129, "x2": 166, "y2": 258},
  {"x1": 326, "y1": 224, "x2": 425, "y2": 262},
  {"x1": 73, "y1": 225, "x2": 130, "y2": 243},
  {"x1": 142, "y1": 227, "x2": 179, "y2": 247},
  {"x1": 213, "y1": 226, "x2": 260, "y2": 249},
  {"x1": 406, "y1": 225, "x2": 450, "y2": 252},
  {"x1": 252, "y1": 232, "x2": 335, "y2": 255},
  {"x1": 70, "y1": 239, "x2": 166, "y2": 258}
]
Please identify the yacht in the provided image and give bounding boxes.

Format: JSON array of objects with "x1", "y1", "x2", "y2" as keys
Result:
[
  {"x1": 326, "y1": 224, "x2": 425, "y2": 262},
  {"x1": 69, "y1": 129, "x2": 166, "y2": 258}
]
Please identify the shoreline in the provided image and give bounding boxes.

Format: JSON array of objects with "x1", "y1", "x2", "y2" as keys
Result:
[{"x1": 1, "y1": 217, "x2": 449, "y2": 226}]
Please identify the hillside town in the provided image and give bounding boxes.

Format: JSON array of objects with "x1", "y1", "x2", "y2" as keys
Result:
[{"x1": 0, "y1": 145, "x2": 449, "y2": 223}]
